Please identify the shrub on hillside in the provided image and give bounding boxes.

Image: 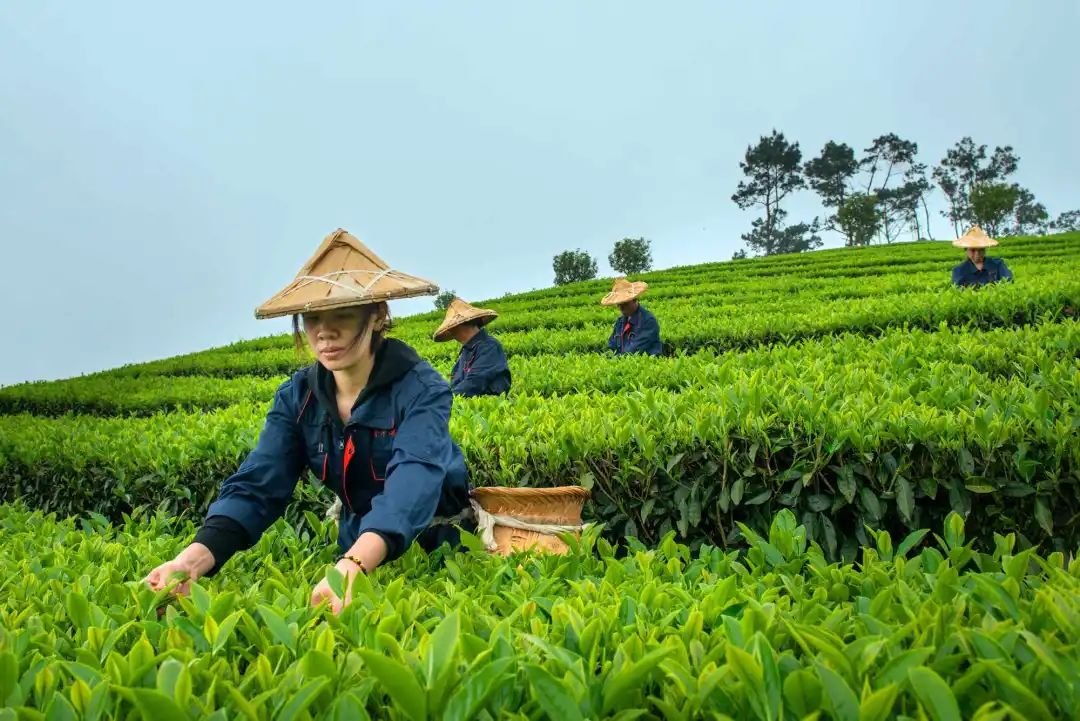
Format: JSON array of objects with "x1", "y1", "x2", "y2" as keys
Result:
[
  {"x1": 434, "y1": 289, "x2": 456, "y2": 311},
  {"x1": 970, "y1": 183, "x2": 1020, "y2": 237},
  {"x1": 608, "y1": 237, "x2": 653, "y2": 275},
  {"x1": 837, "y1": 193, "x2": 881, "y2": 247},
  {"x1": 1053, "y1": 209, "x2": 1080, "y2": 232},
  {"x1": 552, "y1": 249, "x2": 598, "y2": 285}
]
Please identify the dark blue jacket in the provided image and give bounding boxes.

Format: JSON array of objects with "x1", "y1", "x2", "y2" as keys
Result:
[
  {"x1": 450, "y1": 329, "x2": 511, "y2": 397},
  {"x1": 608, "y1": 305, "x2": 662, "y2": 356},
  {"x1": 197, "y1": 339, "x2": 470, "y2": 571},
  {"x1": 952, "y1": 257, "x2": 1013, "y2": 288}
]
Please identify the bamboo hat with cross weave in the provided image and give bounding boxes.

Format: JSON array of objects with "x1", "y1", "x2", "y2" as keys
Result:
[
  {"x1": 952, "y1": 225, "x2": 1000, "y2": 249},
  {"x1": 600, "y1": 277, "x2": 649, "y2": 306},
  {"x1": 254, "y1": 229, "x2": 439, "y2": 319},
  {"x1": 432, "y1": 298, "x2": 499, "y2": 342}
]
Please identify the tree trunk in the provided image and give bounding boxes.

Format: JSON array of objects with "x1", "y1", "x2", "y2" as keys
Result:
[{"x1": 921, "y1": 196, "x2": 933, "y2": 239}]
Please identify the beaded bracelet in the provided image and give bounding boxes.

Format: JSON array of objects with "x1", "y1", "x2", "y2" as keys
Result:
[{"x1": 338, "y1": 554, "x2": 367, "y2": 573}]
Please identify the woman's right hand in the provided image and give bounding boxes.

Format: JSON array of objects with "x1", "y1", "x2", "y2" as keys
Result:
[{"x1": 143, "y1": 543, "x2": 216, "y2": 596}]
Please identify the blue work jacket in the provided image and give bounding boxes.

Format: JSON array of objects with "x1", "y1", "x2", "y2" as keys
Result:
[
  {"x1": 450, "y1": 329, "x2": 511, "y2": 397},
  {"x1": 203, "y1": 339, "x2": 470, "y2": 563},
  {"x1": 951, "y1": 257, "x2": 1014, "y2": 288},
  {"x1": 608, "y1": 305, "x2": 662, "y2": 356}
]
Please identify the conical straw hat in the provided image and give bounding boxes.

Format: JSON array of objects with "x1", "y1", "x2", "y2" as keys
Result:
[
  {"x1": 255, "y1": 229, "x2": 439, "y2": 319},
  {"x1": 600, "y1": 277, "x2": 649, "y2": 306},
  {"x1": 433, "y1": 298, "x2": 499, "y2": 342},
  {"x1": 953, "y1": 225, "x2": 999, "y2": 249}
]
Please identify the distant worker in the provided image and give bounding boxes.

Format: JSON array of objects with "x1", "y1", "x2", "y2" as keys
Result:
[
  {"x1": 951, "y1": 225, "x2": 1014, "y2": 288},
  {"x1": 602, "y1": 277, "x2": 662, "y2": 356},
  {"x1": 434, "y1": 298, "x2": 511, "y2": 397}
]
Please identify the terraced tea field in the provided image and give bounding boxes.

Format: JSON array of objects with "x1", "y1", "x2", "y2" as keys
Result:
[{"x1": 2, "y1": 233, "x2": 1078, "y2": 719}]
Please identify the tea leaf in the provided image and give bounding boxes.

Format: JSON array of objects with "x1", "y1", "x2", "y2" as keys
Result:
[
  {"x1": 525, "y1": 664, "x2": 584, "y2": 721},
  {"x1": 64, "y1": 592, "x2": 90, "y2": 630},
  {"x1": 0, "y1": 652, "x2": 17, "y2": 705},
  {"x1": 444, "y1": 658, "x2": 515, "y2": 721},
  {"x1": 815, "y1": 662, "x2": 859, "y2": 721},
  {"x1": 357, "y1": 649, "x2": 427, "y2": 721},
  {"x1": 124, "y1": 688, "x2": 190, "y2": 721},
  {"x1": 256, "y1": 605, "x2": 294, "y2": 650},
  {"x1": 328, "y1": 693, "x2": 372, "y2": 721},
  {"x1": 908, "y1": 667, "x2": 960, "y2": 721},
  {"x1": 602, "y1": 646, "x2": 672, "y2": 713},
  {"x1": 895, "y1": 529, "x2": 929, "y2": 559},
  {"x1": 276, "y1": 677, "x2": 329, "y2": 721},
  {"x1": 424, "y1": 610, "x2": 461, "y2": 690},
  {"x1": 782, "y1": 668, "x2": 822, "y2": 718},
  {"x1": 325, "y1": 566, "x2": 345, "y2": 602},
  {"x1": 44, "y1": 692, "x2": 78, "y2": 721},
  {"x1": 858, "y1": 683, "x2": 899, "y2": 721},
  {"x1": 299, "y1": 650, "x2": 336, "y2": 680}
]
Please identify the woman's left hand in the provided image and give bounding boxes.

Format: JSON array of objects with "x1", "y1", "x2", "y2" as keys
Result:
[{"x1": 310, "y1": 558, "x2": 363, "y2": 614}]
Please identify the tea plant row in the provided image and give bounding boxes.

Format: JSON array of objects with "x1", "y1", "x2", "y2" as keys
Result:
[
  {"x1": 193, "y1": 241, "x2": 1069, "y2": 347},
  {"x1": 3, "y1": 322, "x2": 1077, "y2": 554},
  {"x1": 3, "y1": 321, "x2": 1077, "y2": 418},
  {"x1": 467, "y1": 234, "x2": 1076, "y2": 306},
  {"x1": 1, "y1": 503, "x2": 1078, "y2": 719},
  {"x1": 81, "y1": 271, "x2": 1079, "y2": 380}
]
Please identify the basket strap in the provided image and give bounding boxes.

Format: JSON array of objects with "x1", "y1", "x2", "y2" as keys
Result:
[
  {"x1": 431, "y1": 500, "x2": 584, "y2": 552},
  {"x1": 325, "y1": 498, "x2": 584, "y2": 553}
]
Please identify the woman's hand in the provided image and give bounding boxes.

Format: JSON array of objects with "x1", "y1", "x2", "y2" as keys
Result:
[
  {"x1": 143, "y1": 543, "x2": 216, "y2": 596},
  {"x1": 311, "y1": 532, "x2": 388, "y2": 614},
  {"x1": 310, "y1": 558, "x2": 364, "y2": 614}
]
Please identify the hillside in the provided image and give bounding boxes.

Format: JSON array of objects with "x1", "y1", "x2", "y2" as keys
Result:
[
  {"x1": 2, "y1": 232, "x2": 1078, "y2": 551},
  {"x1": 2, "y1": 234, "x2": 1080, "y2": 719}
]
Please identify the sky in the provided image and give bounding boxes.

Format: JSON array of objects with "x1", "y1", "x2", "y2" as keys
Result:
[{"x1": 1, "y1": 1, "x2": 1077, "y2": 387}]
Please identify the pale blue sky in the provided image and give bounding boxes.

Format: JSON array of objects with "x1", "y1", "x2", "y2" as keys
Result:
[{"x1": 2, "y1": 1, "x2": 1077, "y2": 386}]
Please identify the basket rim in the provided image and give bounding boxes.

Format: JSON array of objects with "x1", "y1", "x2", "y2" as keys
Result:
[{"x1": 470, "y1": 485, "x2": 591, "y2": 501}]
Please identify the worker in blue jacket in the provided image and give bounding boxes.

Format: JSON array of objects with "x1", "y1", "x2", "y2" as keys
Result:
[
  {"x1": 144, "y1": 229, "x2": 471, "y2": 614},
  {"x1": 433, "y1": 298, "x2": 511, "y2": 397},
  {"x1": 951, "y1": 225, "x2": 1014, "y2": 288},
  {"x1": 602, "y1": 277, "x2": 662, "y2": 356}
]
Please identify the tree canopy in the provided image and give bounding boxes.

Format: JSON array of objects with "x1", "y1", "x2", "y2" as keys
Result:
[
  {"x1": 609, "y1": 237, "x2": 653, "y2": 275},
  {"x1": 433, "y1": 289, "x2": 456, "y2": 311},
  {"x1": 553, "y1": 249, "x2": 598, "y2": 286},
  {"x1": 732, "y1": 130, "x2": 822, "y2": 256}
]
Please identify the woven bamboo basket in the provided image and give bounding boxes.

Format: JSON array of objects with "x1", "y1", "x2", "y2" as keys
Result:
[{"x1": 471, "y1": 486, "x2": 590, "y2": 556}]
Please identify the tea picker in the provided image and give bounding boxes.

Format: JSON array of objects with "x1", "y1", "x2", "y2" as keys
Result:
[
  {"x1": 143, "y1": 229, "x2": 587, "y2": 615},
  {"x1": 603, "y1": 277, "x2": 663, "y2": 356},
  {"x1": 433, "y1": 297, "x2": 512, "y2": 397},
  {"x1": 951, "y1": 225, "x2": 1014, "y2": 288}
]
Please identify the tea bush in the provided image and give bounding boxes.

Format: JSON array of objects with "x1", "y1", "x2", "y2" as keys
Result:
[
  {"x1": 3, "y1": 232, "x2": 1080, "y2": 719},
  {"x1": 1, "y1": 504, "x2": 1078, "y2": 719},
  {"x1": 2, "y1": 235, "x2": 1079, "y2": 556}
]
